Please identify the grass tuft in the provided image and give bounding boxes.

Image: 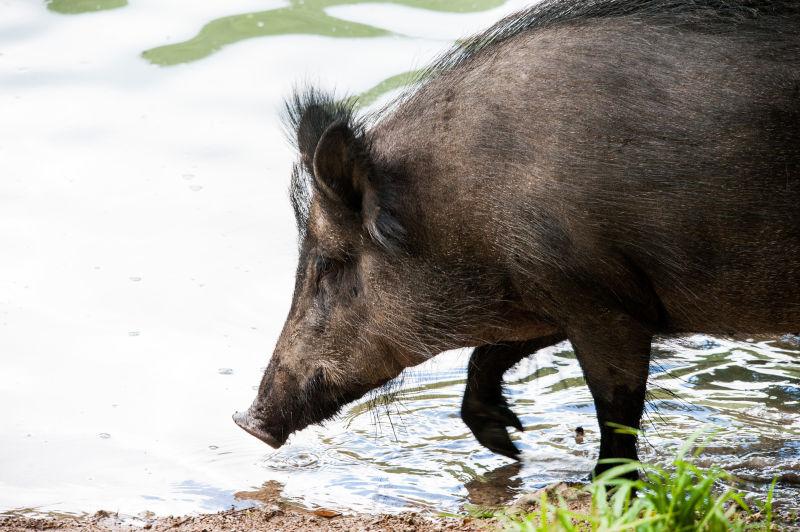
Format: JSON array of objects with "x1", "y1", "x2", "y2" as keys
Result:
[{"x1": 502, "y1": 429, "x2": 777, "y2": 532}]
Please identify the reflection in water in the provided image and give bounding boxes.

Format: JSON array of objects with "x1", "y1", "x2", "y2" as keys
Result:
[
  {"x1": 464, "y1": 462, "x2": 522, "y2": 507},
  {"x1": 346, "y1": 69, "x2": 425, "y2": 108},
  {"x1": 142, "y1": 0, "x2": 506, "y2": 66},
  {"x1": 46, "y1": 0, "x2": 127, "y2": 14},
  {"x1": 142, "y1": 5, "x2": 389, "y2": 67},
  {"x1": 172, "y1": 480, "x2": 254, "y2": 512},
  {"x1": 235, "y1": 480, "x2": 284, "y2": 506}
]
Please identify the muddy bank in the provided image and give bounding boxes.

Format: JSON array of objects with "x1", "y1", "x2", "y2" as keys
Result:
[
  {"x1": 0, "y1": 482, "x2": 593, "y2": 532},
  {"x1": 0, "y1": 508, "x2": 491, "y2": 532},
  {"x1": 0, "y1": 478, "x2": 490, "y2": 531},
  {"x1": 3, "y1": 481, "x2": 797, "y2": 532}
]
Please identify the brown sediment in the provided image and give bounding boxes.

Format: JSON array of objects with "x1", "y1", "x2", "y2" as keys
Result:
[
  {"x1": 3, "y1": 481, "x2": 797, "y2": 532},
  {"x1": 0, "y1": 479, "x2": 496, "y2": 531},
  {"x1": 0, "y1": 508, "x2": 493, "y2": 532},
  {"x1": 0, "y1": 483, "x2": 590, "y2": 532}
]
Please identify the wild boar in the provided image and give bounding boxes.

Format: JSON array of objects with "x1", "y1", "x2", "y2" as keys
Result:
[{"x1": 234, "y1": 0, "x2": 800, "y2": 475}]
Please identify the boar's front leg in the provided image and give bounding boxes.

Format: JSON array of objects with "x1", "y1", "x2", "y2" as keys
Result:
[
  {"x1": 568, "y1": 318, "x2": 652, "y2": 477},
  {"x1": 461, "y1": 335, "x2": 565, "y2": 459}
]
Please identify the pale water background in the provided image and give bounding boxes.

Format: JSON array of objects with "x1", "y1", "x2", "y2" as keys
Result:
[{"x1": 1, "y1": 0, "x2": 799, "y2": 519}]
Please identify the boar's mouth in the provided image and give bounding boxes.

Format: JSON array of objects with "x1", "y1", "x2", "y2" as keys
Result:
[
  {"x1": 232, "y1": 409, "x2": 285, "y2": 448},
  {"x1": 233, "y1": 370, "x2": 392, "y2": 448}
]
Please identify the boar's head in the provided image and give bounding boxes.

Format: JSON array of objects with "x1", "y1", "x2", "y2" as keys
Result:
[{"x1": 233, "y1": 89, "x2": 544, "y2": 448}]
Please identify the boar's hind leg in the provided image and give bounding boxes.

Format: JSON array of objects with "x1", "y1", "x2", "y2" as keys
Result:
[
  {"x1": 461, "y1": 335, "x2": 566, "y2": 460},
  {"x1": 568, "y1": 319, "x2": 652, "y2": 478}
]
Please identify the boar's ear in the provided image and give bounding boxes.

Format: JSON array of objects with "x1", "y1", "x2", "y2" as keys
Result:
[
  {"x1": 296, "y1": 104, "x2": 333, "y2": 174},
  {"x1": 313, "y1": 122, "x2": 406, "y2": 251},
  {"x1": 312, "y1": 121, "x2": 363, "y2": 211}
]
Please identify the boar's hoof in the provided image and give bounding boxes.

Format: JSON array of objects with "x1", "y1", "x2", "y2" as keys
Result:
[
  {"x1": 460, "y1": 397, "x2": 523, "y2": 460},
  {"x1": 232, "y1": 410, "x2": 284, "y2": 449}
]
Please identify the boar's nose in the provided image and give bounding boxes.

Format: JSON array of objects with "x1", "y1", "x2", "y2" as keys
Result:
[{"x1": 232, "y1": 409, "x2": 284, "y2": 449}]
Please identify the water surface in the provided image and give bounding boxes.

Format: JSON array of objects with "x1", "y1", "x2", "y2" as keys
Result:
[{"x1": 1, "y1": 0, "x2": 798, "y2": 518}]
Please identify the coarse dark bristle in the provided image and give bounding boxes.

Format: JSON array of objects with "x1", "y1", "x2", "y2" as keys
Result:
[
  {"x1": 281, "y1": 87, "x2": 364, "y2": 238},
  {"x1": 425, "y1": 0, "x2": 799, "y2": 76},
  {"x1": 282, "y1": 0, "x2": 799, "y2": 238}
]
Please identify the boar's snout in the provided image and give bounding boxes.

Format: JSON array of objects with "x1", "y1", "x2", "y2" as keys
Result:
[
  {"x1": 234, "y1": 347, "x2": 400, "y2": 448},
  {"x1": 232, "y1": 408, "x2": 286, "y2": 449}
]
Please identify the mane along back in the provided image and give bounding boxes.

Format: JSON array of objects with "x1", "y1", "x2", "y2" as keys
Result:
[{"x1": 428, "y1": 0, "x2": 799, "y2": 76}]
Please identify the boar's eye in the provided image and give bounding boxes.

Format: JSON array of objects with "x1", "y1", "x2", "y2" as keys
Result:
[
  {"x1": 313, "y1": 254, "x2": 359, "y2": 300},
  {"x1": 315, "y1": 256, "x2": 335, "y2": 285}
]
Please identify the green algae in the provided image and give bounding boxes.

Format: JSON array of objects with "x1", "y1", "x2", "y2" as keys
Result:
[
  {"x1": 46, "y1": 0, "x2": 127, "y2": 15},
  {"x1": 141, "y1": 0, "x2": 505, "y2": 66}
]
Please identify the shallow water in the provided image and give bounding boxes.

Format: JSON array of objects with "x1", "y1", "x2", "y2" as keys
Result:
[{"x1": 1, "y1": 0, "x2": 799, "y2": 519}]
